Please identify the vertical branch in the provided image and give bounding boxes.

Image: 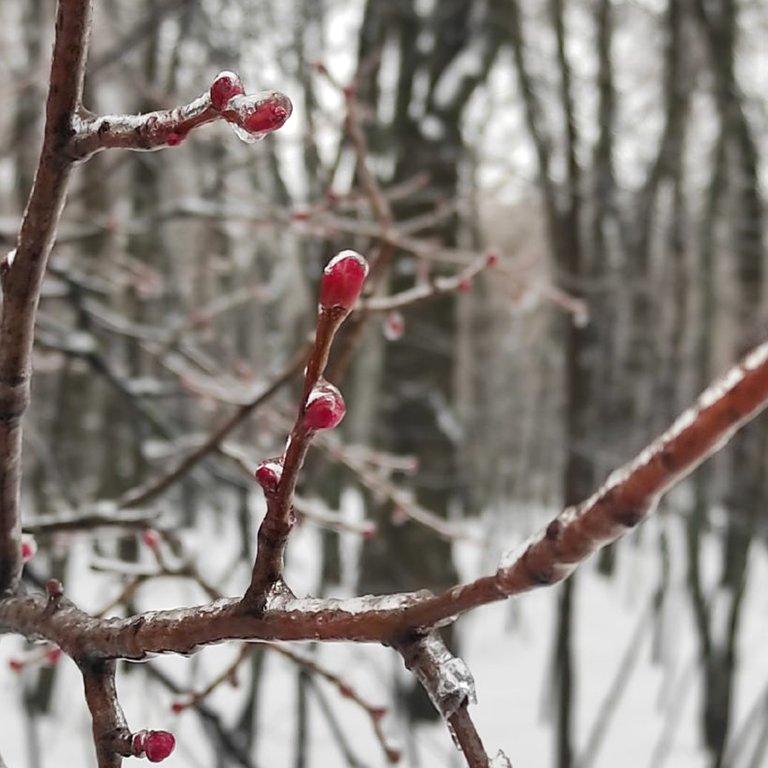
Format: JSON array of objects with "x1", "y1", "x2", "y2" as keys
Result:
[
  {"x1": 80, "y1": 659, "x2": 131, "y2": 768},
  {"x1": 243, "y1": 252, "x2": 369, "y2": 608},
  {"x1": 396, "y1": 634, "x2": 504, "y2": 768},
  {"x1": 0, "y1": 0, "x2": 92, "y2": 592},
  {"x1": 449, "y1": 704, "x2": 491, "y2": 768}
]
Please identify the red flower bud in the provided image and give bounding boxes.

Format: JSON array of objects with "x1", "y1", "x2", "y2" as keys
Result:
[
  {"x1": 304, "y1": 383, "x2": 346, "y2": 431},
  {"x1": 21, "y1": 534, "x2": 37, "y2": 564},
  {"x1": 45, "y1": 579, "x2": 63, "y2": 599},
  {"x1": 210, "y1": 71, "x2": 245, "y2": 111},
  {"x1": 145, "y1": 731, "x2": 176, "y2": 762},
  {"x1": 142, "y1": 529, "x2": 161, "y2": 550},
  {"x1": 255, "y1": 459, "x2": 283, "y2": 493},
  {"x1": 222, "y1": 92, "x2": 292, "y2": 143},
  {"x1": 319, "y1": 251, "x2": 369, "y2": 311},
  {"x1": 132, "y1": 730, "x2": 176, "y2": 763},
  {"x1": 170, "y1": 701, "x2": 186, "y2": 715}
]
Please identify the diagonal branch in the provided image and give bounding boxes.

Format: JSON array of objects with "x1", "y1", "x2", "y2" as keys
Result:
[
  {"x1": 3, "y1": 339, "x2": 768, "y2": 659},
  {"x1": 395, "y1": 633, "x2": 493, "y2": 768}
]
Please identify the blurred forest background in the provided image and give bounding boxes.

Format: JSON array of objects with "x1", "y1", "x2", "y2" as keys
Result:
[{"x1": 1, "y1": 0, "x2": 768, "y2": 767}]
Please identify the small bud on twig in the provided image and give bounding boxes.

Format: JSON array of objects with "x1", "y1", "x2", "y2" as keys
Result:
[
  {"x1": 21, "y1": 533, "x2": 37, "y2": 564},
  {"x1": 45, "y1": 579, "x2": 63, "y2": 600},
  {"x1": 141, "y1": 529, "x2": 161, "y2": 551},
  {"x1": 132, "y1": 730, "x2": 176, "y2": 763},
  {"x1": 304, "y1": 382, "x2": 346, "y2": 431},
  {"x1": 209, "y1": 71, "x2": 245, "y2": 111},
  {"x1": 255, "y1": 458, "x2": 284, "y2": 493},
  {"x1": 319, "y1": 250, "x2": 369, "y2": 311}
]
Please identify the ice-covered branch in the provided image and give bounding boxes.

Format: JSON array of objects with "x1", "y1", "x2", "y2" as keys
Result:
[
  {"x1": 80, "y1": 659, "x2": 132, "y2": 767},
  {"x1": 396, "y1": 634, "x2": 493, "y2": 768},
  {"x1": 388, "y1": 339, "x2": 768, "y2": 631},
  {"x1": 243, "y1": 251, "x2": 369, "y2": 608},
  {"x1": 2, "y1": 339, "x2": 768, "y2": 662},
  {"x1": 67, "y1": 72, "x2": 291, "y2": 160},
  {"x1": 0, "y1": 0, "x2": 92, "y2": 593}
]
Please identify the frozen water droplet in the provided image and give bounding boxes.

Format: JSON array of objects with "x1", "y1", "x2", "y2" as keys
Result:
[{"x1": 228, "y1": 121, "x2": 266, "y2": 144}]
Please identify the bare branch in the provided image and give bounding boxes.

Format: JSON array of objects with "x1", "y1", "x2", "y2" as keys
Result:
[
  {"x1": 118, "y1": 343, "x2": 309, "y2": 509},
  {"x1": 2, "y1": 339, "x2": 768, "y2": 662},
  {"x1": 396, "y1": 634, "x2": 490, "y2": 768},
  {"x1": 79, "y1": 659, "x2": 131, "y2": 768},
  {"x1": 0, "y1": 0, "x2": 92, "y2": 593},
  {"x1": 68, "y1": 80, "x2": 291, "y2": 160},
  {"x1": 244, "y1": 253, "x2": 369, "y2": 608}
]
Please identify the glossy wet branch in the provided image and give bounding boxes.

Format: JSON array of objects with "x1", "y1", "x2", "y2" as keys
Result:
[
  {"x1": 0, "y1": 0, "x2": 92, "y2": 594},
  {"x1": 67, "y1": 72, "x2": 291, "y2": 160}
]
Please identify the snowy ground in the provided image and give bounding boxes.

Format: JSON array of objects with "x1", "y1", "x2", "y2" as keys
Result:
[{"x1": 2, "y1": 493, "x2": 767, "y2": 768}]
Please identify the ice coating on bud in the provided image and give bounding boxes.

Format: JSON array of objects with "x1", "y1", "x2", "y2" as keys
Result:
[
  {"x1": 132, "y1": 730, "x2": 176, "y2": 763},
  {"x1": 145, "y1": 732, "x2": 176, "y2": 762},
  {"x1": 222, "y1": 92, "x2": 293, "y2": 143},
  {"x1": 255, "y1": 458, "x2": 283, "y2": 493},
  {"x1": 319, "y1": 250, "x2": 369, "y2": 311},
  {"x1": 303, "y1": 382, "x2": 346, "y2": 431},
  {"x1": 210, "y1": 70, "x2": 245, "y2": 111},
  {"x1": 21, "y1": 533, "x2": 37, "y2": 563}
]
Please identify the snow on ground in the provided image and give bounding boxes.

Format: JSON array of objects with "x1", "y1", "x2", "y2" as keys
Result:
[{"x1": 2, "y1": 496, "x2": 767, "y2": 767}]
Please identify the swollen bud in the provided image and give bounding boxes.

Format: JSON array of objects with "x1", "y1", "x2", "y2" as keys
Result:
[
  {"x1": 45, "y1": 579, "x2": 63, "y2": 600},
  {"x1": 303, "y1": 382, "x2": 346, "y2": 431},
  {"x1": 319, "y1": 251, "x2": 369, "y2": 311},
  {"x1": 210, "y1": 71, "x2": 245, "y2": 111},
  {"x1": 142, "y1": 529, "x2": 161, "y2": 550},
  {"x1": 21, "y1": 533, "x2": 37, "y2": 564},
  {"x1": 255, "y1": 458, "x2": 283, "y2": 493},
  {"x1": 132, "y1": 730, "x2": 176, "y2": 763},
  {"x1": 221, "y1": 91, "x2": 293, "y2": 143}
]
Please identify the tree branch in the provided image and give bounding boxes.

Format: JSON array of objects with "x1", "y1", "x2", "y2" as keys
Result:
[
  {"x1": 2, "y1": 339, "x2": 768, "y2": 662},
  {"x1": 0, "y1": 0, "x2": 92, "y2": 593},
  {"x1": 79, "y1": 659, "x2": 131, "y2": 768},
  {"x1": 68, "y1": 82, "x2": 291, "y2": 160}
]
